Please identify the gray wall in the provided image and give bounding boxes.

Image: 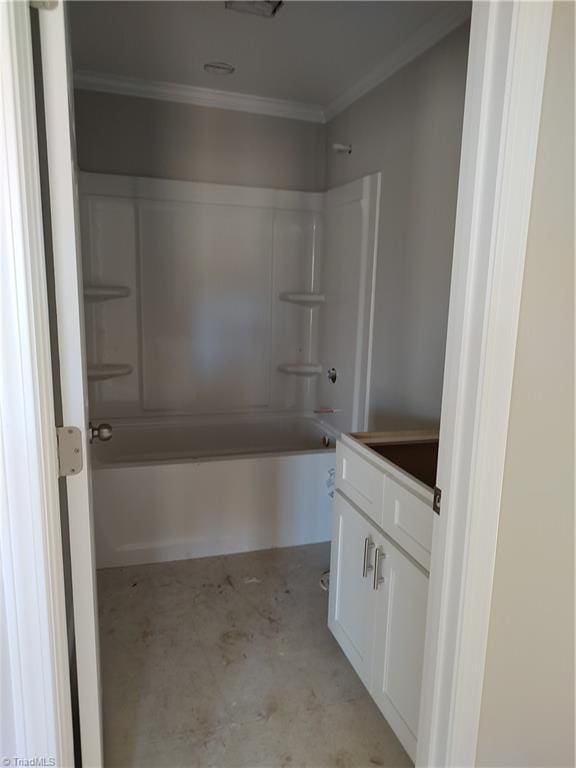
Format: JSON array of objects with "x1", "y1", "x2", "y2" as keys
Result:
[
  {"x1": 74, "y1": 90, "x2": 326, "y2": 191},
  {"x1": 477, "y1": 3, "x2": 575, "y2": 764},
  {"x1": 326, "y1": 23, "x2": 470, "y2": 426}
]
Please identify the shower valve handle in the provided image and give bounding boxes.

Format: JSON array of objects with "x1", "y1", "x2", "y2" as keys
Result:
[{"x1": 89, "y1": 422, "x2": 113, "y2": 443}]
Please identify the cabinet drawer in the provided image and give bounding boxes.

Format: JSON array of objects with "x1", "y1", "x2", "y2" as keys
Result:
[
  {"x1": 336, "y1": 442, "x2": 385, "y2": 527},
  {"x1": 382, "y1": 477, "x2": 433, "y2": 570}
]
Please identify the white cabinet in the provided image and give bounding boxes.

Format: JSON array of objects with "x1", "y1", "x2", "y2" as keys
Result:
[
  {"x1": 336, "y1": 435, "x2": 434, "y2": 569},
  {"x1": 382, "y1": 475, "x2": 433, "y2": 570},
  {"x1": 329, "y1": 433, "x2": 435, "y2": 762},
  {"x1": 328, "y1": 491, "x2": 377, "y2": 686},
  {"x1": 335, "y1": 441, "x2": 386, "y2": 528},
  {"x1": 371, "y1": 537, "x2": 429, "y2": 758}
]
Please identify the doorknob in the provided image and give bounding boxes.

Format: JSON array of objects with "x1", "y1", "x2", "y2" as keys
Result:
[{"x1": 89, "y1": 422, "x2": 113, "y2": 443}]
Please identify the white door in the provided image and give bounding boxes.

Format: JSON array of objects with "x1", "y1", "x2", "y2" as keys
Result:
[
  {"x1": 371, "y1": 539, "x2": 429, "y2": 762},
  {"x1": 328, "y1": 491, "x2": 376, "y2": 686},
  {"x1": 38, "y1": 5, "x2": 103, "y2": 766}
]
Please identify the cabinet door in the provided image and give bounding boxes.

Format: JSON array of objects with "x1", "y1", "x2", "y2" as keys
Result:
[
  {"x1": 370, "y1": 539, "x2": 429, "y2": 762},
  {"x1": 328, "y1": 491, "x2": 376, "y2": 686}
]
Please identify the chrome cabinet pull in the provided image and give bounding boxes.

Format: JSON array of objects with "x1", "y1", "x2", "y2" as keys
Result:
[
  {"x1": 362, "y1": 536, "x2": 374, "y2": 578},
  {"x1": 373, "y1": 547, "x2": 386, "y2": 590}
]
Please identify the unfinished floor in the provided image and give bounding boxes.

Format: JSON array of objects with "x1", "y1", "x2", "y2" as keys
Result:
[{"x1": 98, "y1": 542, "x2": 412, "y2": 768}]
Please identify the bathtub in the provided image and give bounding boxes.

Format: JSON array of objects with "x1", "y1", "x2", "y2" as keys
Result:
[{"x1": 91, "y1": 416, "x2": 336, "y2": 568}]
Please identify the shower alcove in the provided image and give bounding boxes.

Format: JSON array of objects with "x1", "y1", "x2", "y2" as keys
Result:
[{"x1": 81, "y1": 171, "x2": 381, "y2": 567}]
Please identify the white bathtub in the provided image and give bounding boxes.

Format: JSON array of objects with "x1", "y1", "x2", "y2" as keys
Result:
[{"x1": 91, "y1": 416, "x2": 336, "y2": 568}]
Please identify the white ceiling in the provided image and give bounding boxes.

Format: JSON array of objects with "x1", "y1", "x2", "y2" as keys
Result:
[{"x1": 70, "y1": 1, "x2": 470, "y2": 111}]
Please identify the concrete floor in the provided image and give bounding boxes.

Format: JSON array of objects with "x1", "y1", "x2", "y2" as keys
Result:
[{"x1": 98, "y1": 542, "x2": 412, "y2": 768}]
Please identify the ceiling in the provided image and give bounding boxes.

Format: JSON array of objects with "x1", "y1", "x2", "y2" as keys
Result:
[{"x1": 69, "y1": 1, "x2": 470, "y2": 112}]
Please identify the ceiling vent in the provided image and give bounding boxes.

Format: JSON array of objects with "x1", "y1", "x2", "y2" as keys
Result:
[{"x1": 225, "y1": 2, "x2": 284, "y2": 19}]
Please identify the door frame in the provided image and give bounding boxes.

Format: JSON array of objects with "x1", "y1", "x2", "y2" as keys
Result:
[
  {"x1": 417, "y1": 2, "x2": 552, "y2": 765},
  {"x1": 0, "y1": 1, "x2": 552, "y2": 766},
  {"x1": 0, "y1": 1, "x2": 73, "y2": 764},
  {"x1": 37, "y1": 4, "x2": 104, "y2": 766}
]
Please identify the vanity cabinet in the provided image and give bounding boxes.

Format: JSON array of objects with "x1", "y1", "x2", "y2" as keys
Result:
[
  {"x1": 328, "y1": 432, "x2": 436, "y2": 761},
  {"x1": 336, "y1": 433, "x2": 435, "y2": 569}
]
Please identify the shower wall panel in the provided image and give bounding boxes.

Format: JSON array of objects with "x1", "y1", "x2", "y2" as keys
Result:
[
  {"x1": 317, "y1": 174, "x2": 381, "y2": 434},
  {"x1": 80, "y1": 173, "x2": 323, "y2": 419},
  {"x1": 139, "y1": 201, "x2": 273, "y2": 411}
]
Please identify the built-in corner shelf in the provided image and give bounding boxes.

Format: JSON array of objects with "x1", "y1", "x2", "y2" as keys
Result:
[
  {"x1": 84, "y1": 284, "x2": 130, "y2": 302},
  {"x1": 87, "y1": 363, "x2": 133, "y2": 382},
  {"x1": 279, "y1": 292, "x2": 325, "y2": 307},
  {"x1": 277, "y1": 363, "x2": 322, "y2": 377}
]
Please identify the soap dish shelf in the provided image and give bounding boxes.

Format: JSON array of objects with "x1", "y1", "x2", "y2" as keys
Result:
[
  {"x1": 278, "y1": 363, "x2": 322, "y2": 377},
  {"x1": 279, "y1": 292, "x2": 325, "y2": 307},
  {"x1": 84, "y1": 284, "x2": 130, "y2": 302},
  {"x1": 87, "y1": 363, "x2": 133, "y2": 381}
]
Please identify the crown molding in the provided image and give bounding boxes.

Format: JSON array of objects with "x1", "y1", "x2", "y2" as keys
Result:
[
  {"x1": 74, "y1": 4, "x2": 471, "y2": 126},
  {"x1": 74, "y1": 70, "x2": 326, "y2": 124},
  {"x1": 324, "y1": 4, "x2": 471, "y2": 121}
]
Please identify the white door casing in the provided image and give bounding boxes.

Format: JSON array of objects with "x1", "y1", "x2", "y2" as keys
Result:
[
  {"x1": 0, "y1": 2, "x2": 73, "y2": 763},
  {"x1": 38, "y1": 4, "x2": 103, "y2": 766},
  {"x1": 416, "y1": 3, "x2": 553, "y2": 766}
]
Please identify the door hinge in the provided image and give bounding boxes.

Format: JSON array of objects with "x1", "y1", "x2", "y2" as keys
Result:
[
  {"x1": 433, "y1": 486, "x2": 442, "y2": 515},
  {"x1": 56, "y1": 426, "x2": 83, "y2": 477},
  {"x1": 30, "y1": 1, "x2": 58, "y2": 10}
]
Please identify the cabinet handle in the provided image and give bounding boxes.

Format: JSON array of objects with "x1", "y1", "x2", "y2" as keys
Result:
[
  {"x1": 373, "y1": 547, "x2": 386, "y2": 590},
  {"x1": 362, "y1": 536, "x2": 374, "y2": 578}
]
